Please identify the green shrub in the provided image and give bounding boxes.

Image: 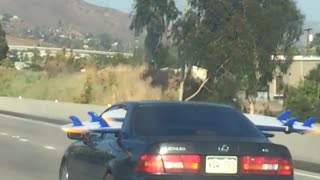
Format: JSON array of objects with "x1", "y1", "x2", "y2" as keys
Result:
[{"x1": 285, "y1": 80, "x2": 320, "y2": 120}]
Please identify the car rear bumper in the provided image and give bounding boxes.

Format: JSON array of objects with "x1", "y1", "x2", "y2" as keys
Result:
[{"x1": 131, "y1": 174, "x2": 294, "y2": 180}]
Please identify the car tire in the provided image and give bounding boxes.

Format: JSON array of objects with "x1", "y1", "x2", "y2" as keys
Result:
[
  {"x1": 59, "y1": 161, "x2": 69, "y2": 180},
  {"x1": 103, "y1": 173, "x2": 114, "y2": 180}
]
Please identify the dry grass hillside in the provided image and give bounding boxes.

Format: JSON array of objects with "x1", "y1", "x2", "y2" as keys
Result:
[
  {"x1": 0, "y1": 65, "x2": 179, "y2": 105},
  {"x1": 6, "y1": 35, "x2": 52, "y2": 46},
  {"x1": 0, "y1": 0, "x2": 134, "y2": 40}
]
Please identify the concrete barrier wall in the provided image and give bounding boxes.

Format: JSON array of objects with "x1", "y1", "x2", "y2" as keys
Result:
[
  {"x1": 272, "y1": 133, "x2": 320, "y2": 164},
  {"x1": 0, "y1": 97, "x2": 106, "y2": 122},
  {"x1": 0, "y1": 96, "x2": 319, "y2": 169}
]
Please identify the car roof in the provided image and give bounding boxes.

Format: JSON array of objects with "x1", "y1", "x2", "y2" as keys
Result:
[{"x1": 117, "y1": 100, "x2": 235, "y2": 110}]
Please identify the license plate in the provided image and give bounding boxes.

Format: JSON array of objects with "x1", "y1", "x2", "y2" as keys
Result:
[{"x1": 205, "y1": 156, "x2": 238, "y2": 174}]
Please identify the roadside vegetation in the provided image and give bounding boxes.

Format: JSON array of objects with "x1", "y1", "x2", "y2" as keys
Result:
[
  {"x1": 0, "y1": 19, "x2": 177, "y2": 105},
  {"x1": 285, "y1": 64, "x2": 320, "y2": 120},
  {"x1": 0, "y1": 60, "x2": 178, "y2": 105}
]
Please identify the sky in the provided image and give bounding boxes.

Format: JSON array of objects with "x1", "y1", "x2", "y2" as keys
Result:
[
  {"x1": 85, "y1": 0, "x2": 320, "y2": 34},
  {"x1": 84, "y1": 0, "x2": 134, "y2": 13},
  {"x1": 85, "y1": 0, "x2": 320, "y2": 20}
]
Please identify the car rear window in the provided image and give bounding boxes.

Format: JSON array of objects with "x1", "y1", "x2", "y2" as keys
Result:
[{"x1": 133, "y1": 104, "x2": 265, "y2": 138}]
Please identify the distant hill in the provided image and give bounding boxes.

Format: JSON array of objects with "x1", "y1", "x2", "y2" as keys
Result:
[{"x1": 0, "y1": 0, "x2": 134, "y2": 41}]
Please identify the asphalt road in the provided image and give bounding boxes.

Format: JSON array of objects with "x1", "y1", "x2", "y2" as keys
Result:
[
  {"x1": 0, "y1": 114, "x2": 72, "y2": 180},
  {"x1": 0, "y1": 114, "x2": 319, "y2": 180}
]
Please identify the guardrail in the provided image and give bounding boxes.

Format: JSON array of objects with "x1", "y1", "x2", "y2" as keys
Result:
[
  {"x1": 0, "y1": 96, "x2": 319, "y2": 172},
  {"x1": 0, "y1": 97, "x2": 106, "y2": 123},
  {"x1": 8, "y1": 45, "x2": 134, "y2": 57}
]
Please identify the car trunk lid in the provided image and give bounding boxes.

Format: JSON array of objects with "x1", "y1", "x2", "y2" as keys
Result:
[{"x1": 134, "y1": 138, "x2": 293, "y2": 177}]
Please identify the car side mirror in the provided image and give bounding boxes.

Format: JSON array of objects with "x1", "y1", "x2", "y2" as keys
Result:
[
  {"x1": 67, "y1": 133, "x2": 84, "y2": 140},
  {"x1": 263, "y1": 132, "x2": 275, "y2": 138},
  {"x1": 87, "y1": 134, "x2": 100, "y2": 141},
  {"x1": 120, "y1": 131, "x2": 129, "y2": 139}
]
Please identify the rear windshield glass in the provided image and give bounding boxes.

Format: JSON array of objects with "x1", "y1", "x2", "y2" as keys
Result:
[{"x1": 133, "y1": 104, "x2": 265, "y2": 138}]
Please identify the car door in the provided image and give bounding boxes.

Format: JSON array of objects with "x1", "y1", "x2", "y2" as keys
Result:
[
  {"x1": 68, "y1": 106, "x2": 128, "y2": 180},
  {"x1": 68, "y1": 132, "x2": 107, "y2": 180}
]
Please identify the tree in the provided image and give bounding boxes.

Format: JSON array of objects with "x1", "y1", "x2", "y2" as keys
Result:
[
  {"x1": 2, "y1": 13, "x2": 12, "y2": 22},
  {"x1": 239, "y1": 0, "x2": 304, "y2": 113},
  {"x1": 97, "y1": 33, "x2": 112, "y2": 51},
  {"x1": 130, "y1": 0, "x2": 304, "y2": 107},
  {"x1": 0, "y1": 23, "x2": 9, "y2": 62},
  {"x1": 172, "y1": 0, "x2": 304, "y2": 105},
  {"x1": 58, "y1": 19, "x2": 63, "y2": 29},
  {"x1": 286, "y1": 80, "x2": 320, "y2": 121},
  {"x1": 286, "y1": 63, "x2": 320, "y2": 120},
  {"x1": 306, "y1": 63, "x2": 320, "y2": 82},
  {"x1": 130, "y1": 0, "x2": 180, "y2": 68}
]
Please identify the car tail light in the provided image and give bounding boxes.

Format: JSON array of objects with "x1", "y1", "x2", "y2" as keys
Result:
[
  {"x1": 135, "y1": 154, "x2": 201, "y2": 174},
  {"x1": 135, "y1": 154, "x2": 164, "y2": 174},
  {"x1": 241, "y1": 156, "x2": 293, "y2": 176}
]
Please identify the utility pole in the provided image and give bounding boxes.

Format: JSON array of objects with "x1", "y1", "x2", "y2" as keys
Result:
[
  {"x1": 305, "y1": 28, "x2": 312, "y2": 56},
  {"x1": 184, "y1": 0, "x2": 188, "y2": 14}
]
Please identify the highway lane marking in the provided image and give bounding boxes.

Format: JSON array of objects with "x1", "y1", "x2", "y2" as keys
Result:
[
  {"x1": 295, "y1": 171, "x2": 320, "y2": 179},
  {"x1": 1, "y1": 133, "x2": 30, "y2": 143},
  {"x1": 0, "y1": 129, "x2": 60, "y2": 151},
  {"x1": 0, "y1": 132, "x2": 8, "y2": 136},
  {"x1": 3, "y1": 135, "x2": 58, "y2": 151},
  {"x1": 19, "y1": 138, "x2": 29, "y2": 142},
  {"x1": 43, "y1": 146, "x2": 56, "y2": 150},
  {"x1": 0, "y1": 114, "x2": 61, "y2": 128},
  {"x1": 0, "y1": 116, "x2": 65, "y2": 151}
]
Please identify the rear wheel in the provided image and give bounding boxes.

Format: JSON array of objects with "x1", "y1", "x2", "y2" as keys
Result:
[
  {"x1": 103, "y1": 171, "x2": 114, "y2": 180},
  {"x1": 59, "y1": 161, "x2": 69, "y2": 180}
]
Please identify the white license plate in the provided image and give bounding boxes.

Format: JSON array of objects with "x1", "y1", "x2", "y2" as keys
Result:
[{"x1": 205, "y1": 156, "x2": 238, "y2": 174}]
